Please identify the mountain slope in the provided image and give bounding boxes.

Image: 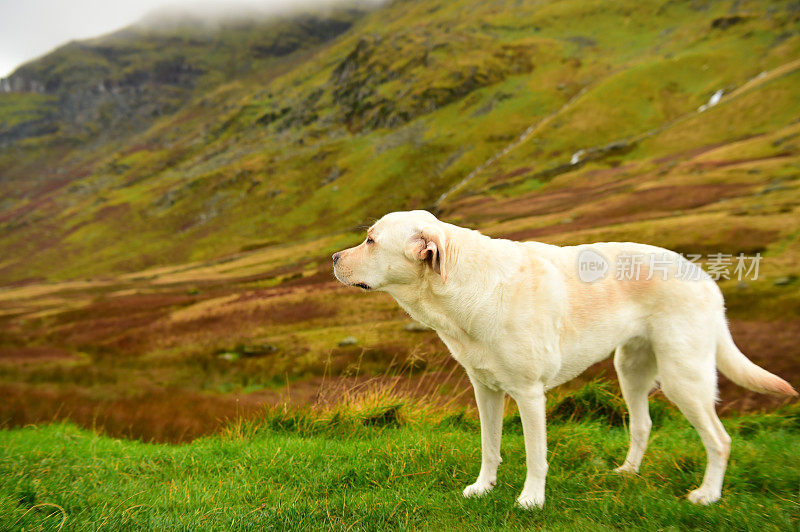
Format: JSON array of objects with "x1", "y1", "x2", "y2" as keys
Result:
[{"x1": 0, "y1": 0, "x2": 799, "y2": 284}]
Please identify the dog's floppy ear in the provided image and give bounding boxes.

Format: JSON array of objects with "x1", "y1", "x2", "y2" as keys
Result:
[{"x1": 406, "y1": 226, "x2": 448, "y2": 282}]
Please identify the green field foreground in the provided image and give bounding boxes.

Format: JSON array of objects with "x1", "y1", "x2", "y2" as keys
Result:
[{"x1": 1, "y1": 385, "x2": 798, "y2": 531}]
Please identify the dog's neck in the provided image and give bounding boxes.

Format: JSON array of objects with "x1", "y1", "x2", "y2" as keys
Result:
[{"x1": 386, "y1": 228, "x2": 522, "y2": 341}]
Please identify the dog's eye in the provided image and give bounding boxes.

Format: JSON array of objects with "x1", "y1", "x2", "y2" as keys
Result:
[{"x1": 366, "y1": 237, "x2": 375, "y2": 245}]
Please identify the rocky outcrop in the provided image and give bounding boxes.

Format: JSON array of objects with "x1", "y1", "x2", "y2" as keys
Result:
[
  {"x1": 0, "y1": 46, "x2": 204, "y2": 146},
  {"x1": 324, "y1": 34, "x2": 536, "y2": 131},
  {"x1": 0, "y1": 75, "x2": 45, "y2": 94}
]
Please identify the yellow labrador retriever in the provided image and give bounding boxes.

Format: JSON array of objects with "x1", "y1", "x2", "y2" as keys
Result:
[{"x1": 332, "y1": 210, "x2": 796, "y2": 508}]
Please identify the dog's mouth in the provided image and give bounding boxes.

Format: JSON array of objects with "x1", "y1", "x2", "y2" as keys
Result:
[{"x1": 351, "y1": 282, "x2": 372, "y2": 290}]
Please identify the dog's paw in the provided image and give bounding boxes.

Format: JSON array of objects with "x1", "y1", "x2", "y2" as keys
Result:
[
  {"x1": 517, "y1": 491, "x2": 544, "y2": 510},
  {"x1": 462, "y1": 481, "x2": 495, "y2": 498},
  {"x1": 687, "y1": 487, "x2": 721, "y2": 505},
  {"x1": 515, "y1": 493, "x2": 544, "y2": 510},
  {"x1": 613, "y1": 463, "x2": 639, "y2": 475}
]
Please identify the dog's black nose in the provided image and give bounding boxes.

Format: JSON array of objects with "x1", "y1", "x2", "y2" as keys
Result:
[{"x1": 332, "y1": 252, "x2": 341, "y2": 265}]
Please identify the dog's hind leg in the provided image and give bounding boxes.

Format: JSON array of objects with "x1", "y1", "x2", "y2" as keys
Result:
[
  {"x1": 613, "y1": 338, "x2": 658, "y2": 474},
  {"x1": 463, "y1": 375, "x2": 505, "y2": 498},
  {"x1": 653, "y1": 325, "x2": 731, "y2": 505}
]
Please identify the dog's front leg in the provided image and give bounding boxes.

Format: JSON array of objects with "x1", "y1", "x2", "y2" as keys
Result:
[
  {"x1": 463, "y1": 375, "x2": 505, "y2": 498},
  {"x1": 512, "y1": 382, "x2": 548, "y2": 509}
]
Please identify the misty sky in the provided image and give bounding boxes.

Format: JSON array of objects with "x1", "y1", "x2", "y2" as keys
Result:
[{"x1": 0, "y1": 0, "x2": 343, "y2": 77}]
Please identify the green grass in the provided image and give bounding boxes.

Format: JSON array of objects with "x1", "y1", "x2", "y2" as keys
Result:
[
  {"x1": 0, "y1": 93, "x2": 57, "y2": 130},
  {"x1": 1, "y1": 390, "x2": 798, "y2": 530}
]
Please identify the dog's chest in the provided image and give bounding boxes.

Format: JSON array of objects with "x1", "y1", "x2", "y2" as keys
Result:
[
  {"x1": 396, "y1": 295, "x2": 518, "y2": 391},
  {"x1": 441, "y1": 337, "x2": 508, "y2": 391}
]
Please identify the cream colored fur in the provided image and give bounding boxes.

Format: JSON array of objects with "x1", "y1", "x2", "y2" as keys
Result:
[{"x1": 332, "y1": 210, "x2": 797, "y2": 509}]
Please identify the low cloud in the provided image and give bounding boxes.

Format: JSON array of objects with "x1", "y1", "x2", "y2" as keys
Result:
[{"x1": 0, "y1": 0, "x2": 383, "y2": 77}]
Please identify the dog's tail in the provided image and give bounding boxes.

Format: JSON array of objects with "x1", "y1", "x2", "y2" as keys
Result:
[{"x1": 716, "y1": 317, "x2": 797, "y2": 397}]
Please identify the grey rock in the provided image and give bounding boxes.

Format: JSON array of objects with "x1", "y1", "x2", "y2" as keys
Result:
[{"x1": 338, "y1": 336, "x2": 358, "y2": 346}]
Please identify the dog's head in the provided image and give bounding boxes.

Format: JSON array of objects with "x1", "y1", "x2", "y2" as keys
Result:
[{"x1": 332, "y1": 210, "x2": 449, "y2": 292}]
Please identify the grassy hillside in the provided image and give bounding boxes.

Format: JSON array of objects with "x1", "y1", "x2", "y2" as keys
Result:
[{"x1": 1, "y1": 389, "x2": 798, "y2": 530}]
